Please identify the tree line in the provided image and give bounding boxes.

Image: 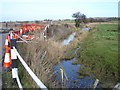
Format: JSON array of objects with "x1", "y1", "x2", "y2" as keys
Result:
[{"x1": 72, "y1": 12, "x2": 118, "y2": 28}]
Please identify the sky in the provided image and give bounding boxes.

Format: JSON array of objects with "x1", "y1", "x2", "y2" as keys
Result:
[{"x1": 0, "y1": 0, "x2": 119, "y2": 21}]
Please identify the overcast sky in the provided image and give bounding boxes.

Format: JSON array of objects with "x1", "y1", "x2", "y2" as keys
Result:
[{"x1": 0, "y1": 0, "x2": 119, "y2": 21}]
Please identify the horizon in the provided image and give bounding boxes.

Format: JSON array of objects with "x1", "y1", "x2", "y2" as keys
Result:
[
  {"x1": 0, "y1": 17, "x2": 118, "y2": 23},
  {"x1": 1, "y1": 0, "x2": 118, "y2": 22}
]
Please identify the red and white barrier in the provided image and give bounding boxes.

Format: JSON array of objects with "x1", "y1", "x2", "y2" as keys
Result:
[{"x1": 4, "y1": 36, "x2": 11, "y2": 70}]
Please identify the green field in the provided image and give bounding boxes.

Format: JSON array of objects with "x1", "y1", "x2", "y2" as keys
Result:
[{"x1": 76, "y1": 24, "x2": 118, "y2": 87}]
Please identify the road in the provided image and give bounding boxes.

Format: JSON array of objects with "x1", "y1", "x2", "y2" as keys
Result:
[{"x1": 0, "y1": 33, "x2": 8, "y2": 89}]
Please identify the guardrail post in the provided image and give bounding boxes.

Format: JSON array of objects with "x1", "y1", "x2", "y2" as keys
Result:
[
  {"x1": 10, "y1": 33, "x2": 18, "y2": 85},
  {"x1": 10, "y1": 32, "x2": 23, "y2": 89}
]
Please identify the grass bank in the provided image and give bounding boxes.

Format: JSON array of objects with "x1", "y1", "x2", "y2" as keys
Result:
[
  {"x1": 47, "y1": 24, "x2": 75, "y2": 41},
  {"x1": 76, "y1": 24, "x2": 118, "y2": 88},
  {"x1": 14, "y1": 23, "x2": 76, "y2": 88}
]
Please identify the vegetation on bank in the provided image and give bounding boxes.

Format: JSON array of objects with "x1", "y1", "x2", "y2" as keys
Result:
[
  {"x1": 14, "y1": 24, "x2": 75, "y2": 88},
  {"x1": 75, "y1": 24, "x2": 118, "y2": 88},
  {"x1": 62, "y1": 23, "x2": 118, "y2": 88},
  {"x1": 3, "y1": 22, "x2": 118, "y2": 88},
  {"x1": 46, "y1": 24, "x2": 75, "y2": 41}
]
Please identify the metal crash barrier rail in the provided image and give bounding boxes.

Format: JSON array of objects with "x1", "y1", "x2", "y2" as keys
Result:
[{"x1": 3, "y1": 28, "x2": 48, "y2": 89}]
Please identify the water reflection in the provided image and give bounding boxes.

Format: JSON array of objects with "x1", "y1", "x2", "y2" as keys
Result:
[
  {"x1": 81, "y1": 28, "x2": 90, "y2": 31},
  {"x1": 62, "y1": 32, "x2": 76, "y2": 45}
]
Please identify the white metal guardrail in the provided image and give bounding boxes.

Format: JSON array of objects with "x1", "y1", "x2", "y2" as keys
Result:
[
  {"x1": 3, "y1": 27, "x2": 48, "y2": 89},
  {"x1": 13, "y1": 46, "x2": 48, "y2": 90}
]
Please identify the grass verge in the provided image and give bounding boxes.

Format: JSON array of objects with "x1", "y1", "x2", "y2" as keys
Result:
[{"x1": 76, "y1": 24, "x2": 118, "y2": 88}]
